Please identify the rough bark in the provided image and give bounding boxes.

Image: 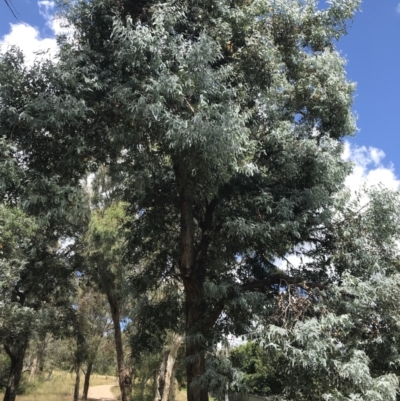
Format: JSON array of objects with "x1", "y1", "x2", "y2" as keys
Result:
[
  {"x1": 73, "y1": 363, "x2": 81, "y2": 401},
  {"x1": 174, "y1": 166, "x2": 220, "y2": 401},
  {"x1": 3, "y1": 341, "x2": 28, "y2": 401},
  {"x1": 107, "y1": 291, "x2": 132, "y2": 401},
  {"x1": 154, "y1": 334, "x2": 183, "y2": 401},
  {"x1": 82, "y1": 361, "x2": 93, "y2": 401},
  {"x1": 185, "y1": 303, "x2": 208, "y2": 401}
]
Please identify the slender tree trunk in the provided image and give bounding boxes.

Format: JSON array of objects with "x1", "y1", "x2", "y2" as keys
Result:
[
  {"x1": 28, "y1": 357, "x2": 38, "y2": 382},
  {"x1": 107, "y1": 291, "x2": 132, "y2": 401},
  {"x1": 82, "y1": 361, "x2": 93, "y2": 401},
  {"x1": 170, "y1": 368, "x2": 177, "y2": 401},
  {"x1": 140, "y1": 374, "x2": 148, "y2": 400},
  {"x1": 36, "y1": 333, "x2": 48, "y2": 374},
  {"x1": 158, "y1": 334, "x2": 183, "y2": 401},
  {"x1": 154, "y1": 350, "x2": 169, "y2": 401},
  {"x1": 3, "y1": 341, "x2": 28, "y2": 401},
  {"x1": 73, "y1": 363, "x2": 81, "y2": 401}
]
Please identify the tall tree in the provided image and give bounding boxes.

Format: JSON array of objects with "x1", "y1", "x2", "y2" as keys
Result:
[
  {"x1": 0, "y1": 196, "x2": 79, "y2": 401},
  {"x1": 0, "y1": 205, "x2": 37, "y2": 401},
  {"x1": 83, "y1": 201, "x2": 133, "y2": 401},
  {"x1": 0, "y1": 1, "x2": 360, "y2": 400},
  {"x1": 73, "y1": 286, "x2": 111, "y2": 401},
  {"x1": 0, "y1": 134, "x2": 84, "y2": 401}
]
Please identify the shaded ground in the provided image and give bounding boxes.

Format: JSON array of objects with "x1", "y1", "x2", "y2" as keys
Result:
[{"x1": 88, "y1": 384, "x2": 117, "y2": 401}]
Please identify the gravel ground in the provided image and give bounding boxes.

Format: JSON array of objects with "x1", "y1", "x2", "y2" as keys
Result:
[{"x1": 87, "y1": 384, "x2": 117, "y2": 401}]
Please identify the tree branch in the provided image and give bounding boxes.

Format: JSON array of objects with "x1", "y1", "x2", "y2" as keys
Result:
[
  {"x1": 241, "y1": 274, "x2": 327, "y2": 292},
  {"x1": 196, "y1": 197, "x2": 219, "y2": 264}
]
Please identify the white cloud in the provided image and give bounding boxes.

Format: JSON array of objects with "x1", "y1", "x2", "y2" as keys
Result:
[
  {"x1": 0, "y1": 1, "x2": 74, "y2": 67},
  {"x1": 343, "y1": 142, "x2": 400, "y2": 192},
  {"x1": 38, "y1": 0, "x2": 71, "y2": 36},
  {"x1": 397, "y1": 3, "x2": 400, "y2": 14},
  {"x1": 0, "y1": 23, "x2": 58, "y2": 67}
]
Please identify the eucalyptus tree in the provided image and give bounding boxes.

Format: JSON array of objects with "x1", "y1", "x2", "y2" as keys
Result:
[
  {"x1": 0, "y1": 205, "x2": 37, "y2": 401},
  {"x1": 154, "y1": 333, "x2": 184, "y2": 401},
  {"x1": 241, "y1": 188, "x2": 400, "y2": 400},
  {"x1": 0, "y1": 130, "x2": 85, "y2": 401},
  {"x1": 0, "y1": 0, "x2": 361, "y2": 400},
  {"x1": 0, "y1": 194, "x2": 80, "y2": 401},
  {"x1": 83, "y1": 201, "x2": 133, "y2": 401},
  {"x1": 72, "y1": 287, "x2": 111, "y2": 401},
  {"x1": 111, "y1": 2, "x2": 359, "y2": 400}
]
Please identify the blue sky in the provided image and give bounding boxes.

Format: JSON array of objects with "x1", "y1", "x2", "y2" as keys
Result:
[
  {"x1": 337, "y1": 1, "x2": 400, "y2": 172},
  {"x1": 1, "y1": 0, "x2": 399, "y2": 188}
]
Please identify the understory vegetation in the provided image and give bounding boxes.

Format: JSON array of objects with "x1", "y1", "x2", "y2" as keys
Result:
[{"x1": 0, "y1": 371, "x2": 118, "y2": 401}]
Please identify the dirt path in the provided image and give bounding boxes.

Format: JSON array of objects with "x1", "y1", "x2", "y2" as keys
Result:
[{"x1": 87, "y1": 384, "x2": 117, "y2": 401}]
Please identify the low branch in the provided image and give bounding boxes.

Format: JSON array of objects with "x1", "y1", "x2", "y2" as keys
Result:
[{"x1": 241, "y1": 274, "x2": 327, "y2": 292}]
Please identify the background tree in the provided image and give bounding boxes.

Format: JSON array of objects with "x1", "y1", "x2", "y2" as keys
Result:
[
  {"x1": 0, "y1": 200, "x2": 80, "y2": 401},
  {"x1": 73, "y1": 286, "x2": 112, "y2": 401},
  {"x1": 154, "y1": 332, "x2": 184, "y2": 401},
  {"x1": 0, "y1": 205, "x2": 37, "y2": 401},
  {"x1": 236, "y1": 188, "x2": 400, "y2": 400},
  {"x1": 229, "y1": 342, "x2": 282, "y2": 397},
  {"x1": 83, "y1": 200, "x2": 133, "y2": 401},
  {"x1": 0, "y1": 133, "x2": 86, "y2": 401}
]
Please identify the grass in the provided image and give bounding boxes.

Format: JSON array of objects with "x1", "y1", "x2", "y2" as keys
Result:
[
  {"x1": 0, "y1": 372, "x2": 213, "y2": 401},
  {"x1": 130, "y1": 379, "x2": 190, "y2": 401},
  {"x1": 175, "y1": 388, "x2": 188, "y2": 401},
  {"x1": 0, "y1": 371, "x2": 117, "y2": 401}
]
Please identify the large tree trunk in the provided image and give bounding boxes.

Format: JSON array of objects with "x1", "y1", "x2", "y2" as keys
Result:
[
  {"x1": 185, "y1": 300, "x2": 208, "y2": 401},
  {"x1": 3, "y1": 341, "x2": 29, "y2": 401},
  {"x1": 154, "y1": 334, "x2": 183, "y2": 401},
  {"x1": 174, "y1": 167, "x2": 223, "y2": 401},
  {"x1": 82, "y1": 361, "x2": 93, "y2": 401},
  {"x1": 73, "y1": 363, "x2": 81, "y2": 401},
  {"x1": 107, "y1": 291, "x2": 132, "y2": 401},
  {"x1": 174, "y1": 170, "x2": 213, "y2": 401}
]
